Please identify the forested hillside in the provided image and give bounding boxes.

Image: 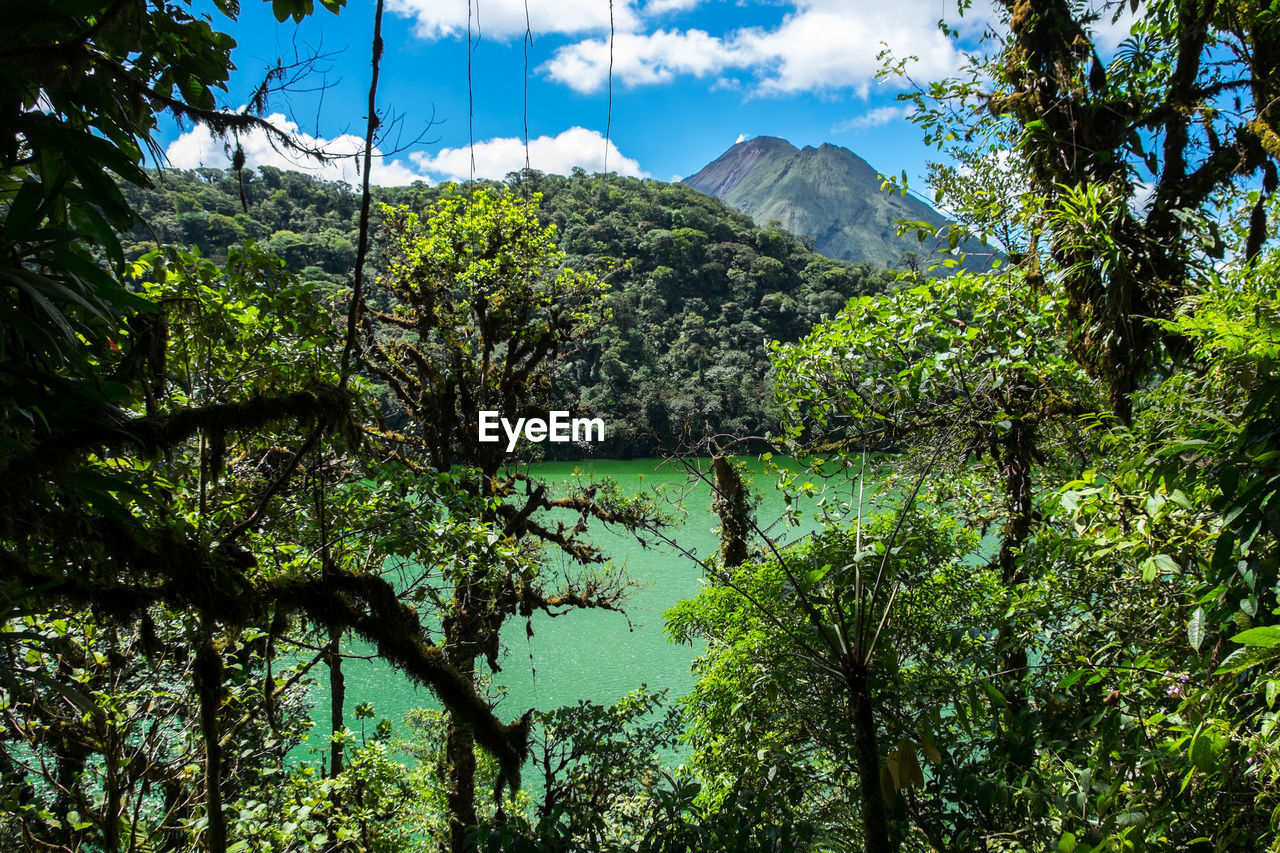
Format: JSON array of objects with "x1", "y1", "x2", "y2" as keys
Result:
[
  {"x1": 6, "y1": 2, "x2": 1280, "y2": 853},
  {"x1": 121, "y1": 167, "x2": 891, "y2": 453}
]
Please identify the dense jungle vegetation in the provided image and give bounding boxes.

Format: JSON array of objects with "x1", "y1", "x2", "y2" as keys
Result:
[
  {"x1": 3, "y1": 1, "x2": 1280, "y2": 852},
  {"x1": 119, "y1": 166, "x2": 892, "y2": 455}
]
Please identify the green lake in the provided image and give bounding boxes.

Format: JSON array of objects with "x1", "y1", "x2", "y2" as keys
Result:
[{"x1": 302, "y1": 456, "x2": 831, "y2": 750}]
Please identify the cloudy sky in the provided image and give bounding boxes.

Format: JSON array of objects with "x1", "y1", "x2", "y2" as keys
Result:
[{"x1": 158, "y1": 1, "x2": 1130, "y2": 188}]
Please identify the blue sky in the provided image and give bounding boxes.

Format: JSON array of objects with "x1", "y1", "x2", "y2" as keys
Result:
[{"x1": 160, "y1": 1, "x2": 1130, "y2": 189}]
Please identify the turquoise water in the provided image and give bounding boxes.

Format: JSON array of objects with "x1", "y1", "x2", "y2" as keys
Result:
[{"x1": 301, "y1": 457, "x2": 833, "y2": 751}]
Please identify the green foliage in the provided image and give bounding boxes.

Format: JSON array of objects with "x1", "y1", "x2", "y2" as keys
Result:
[
  {"x1": 687, "y1": 20, "x2": 1280, "y2": 836},
  {"x1": 370, "y1": 185, "x2": 606, "y2": 472},
  {"x1": 894, "y1": 0, "x2": 1280, "y2": 420},
  {"x1": 634, "y1": 774, "x2": 814, "y2": 853},
  {"x1": 772, "y1": 269, "x2": 1095, "y2": 456},
  {"x1": 464, "y1": 689, "x2": 682, "y2": 851},
  {"x1": 0, "y1": 6, "x2": 547, "y2": 853},
  {"x1": 229, "y1": 732, "x2": 421, "y2": 852},
  {"x1": 667, "y1": 514, "x2": 994, "y2": 850},
  {"x1": 527, "y1": 688, "x2": 682, "y2": 847},
  {"x1": 10, "y1": 1, "x2": 1280, "y2": 851},
  {"x1": 121, "y1": 167, "x2": 894, "y2": 455},
  {"x1": 363, "y1": 184, "x2": 673, "y2": 846},
  {"x1": 0, "y1": 232, "x2": 361, "y2": 851},
  {"x1": 1011, "y1": 252, "x2": 1280, "y2": 850}
]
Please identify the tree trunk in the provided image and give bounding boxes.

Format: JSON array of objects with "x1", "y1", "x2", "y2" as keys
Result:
[
  {"x1": 446, "y1": 657, "x2": 478, "y2": 853},
  {"x1": 102, "y1": 726, "x2": 121, "y2": 851},
  {"x1": 847, "y1": 660, "x2": 893, "y2": 853},
  {"x1": 196, "y1": 637, "x2": 227, "y2": 853},
  {"x1": 712, "y1": 454, "x2": 750, "y2": 568},
  {"x1": 327, "y1": 628, "x2": 345, "y2": 777},
  {"x1": 996, "y1": 417, "x2": 1036, "y2": 766}
]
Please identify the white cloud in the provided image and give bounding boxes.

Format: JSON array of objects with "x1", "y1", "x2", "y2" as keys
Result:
[
  {"x1": 832, "y1": 104, "x2": 909, "y2": 133},
  {"x1": 1087, "y1": 0, "x2": 1142, "y2": 53},
  {"x1": 542, "y1": 1, "x2": 970, "y2": 97},
  {"x1": 543, "y1": 29, "x2": 736, "y2": 93},
  {"x1": 644, "y1": 0, "x2": 701, "y2": 14},
  {"x1": 1131, "y1": 179, "x2": 1155, "y2": 213},
  {"x1": 524, "y1": 0, "x2": 1131, "y2": 101},
  {"x1": 734, "y1": 5, "x2": 965, "y2": 97},
  {"x1": 164, "y1": 113, "x2": 430, "y2": 186},
  {"x1": 409, "y1": 127, "x2": 647, "y2": 179},
  {"x1": 387, "y1": 0, "x2": 640, "y2": 40},
  {"x1": 735, "y1": 133, "x2": 748, "y2": 143},
  {"x1": 165, "y1": 116, "x2": 645, "y2": 185}
]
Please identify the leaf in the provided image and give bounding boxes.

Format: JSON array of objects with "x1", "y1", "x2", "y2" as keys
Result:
[
  {"x1": 1229, "y1": 626, "x2": 1280, "y2": 647},
  {"x1": 4, "y1": 180, "x2": 46, "y2": 236},
  {"x1": 879, "y1": 765, "x2": 897, "y2": 806},
  {"x1": 1188, "y1": 726, "x2": 1226, "y2": 773},
  {"x1": 1059, "y1": 669, "x2": 1086, "y2": 690},
  {"x1": 1188, "y1": 607, "x2": 1206, "y2": 652},
  {"x1": 271, "y1": 0, "x2": 290, "y2": 21},
  {"x1": 920, "y1": 729, "x2": 941, "y2": 764},
  {"x1": 896, "y1": 739, "x2": 924, "y2": 789},
  {"x1": 1211, "y1": 530, "x2": 1236, "y2": 574},
  {"x1": 1141, "y1": 553, "x2": 1179, "y2": 581},
  {"x1": 1215, "y1": 645, "x2": 1277, "y2": 674},
  {"x1": 804, "y1": 563, "x2": 833, "y2": 589}
]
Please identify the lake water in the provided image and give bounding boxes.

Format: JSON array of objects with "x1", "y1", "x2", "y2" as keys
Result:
[{"x1": 302, "y1": 456, "x2": 832, "y2": 751}]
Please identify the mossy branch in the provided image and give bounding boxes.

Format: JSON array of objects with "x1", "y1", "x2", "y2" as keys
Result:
[{"x1": 3, "y1": 386, "x2": 354, "y2": 481}]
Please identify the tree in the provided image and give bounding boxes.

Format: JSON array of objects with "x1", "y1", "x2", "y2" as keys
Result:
[
  {"x1": 660, "y1": 266, "x2": 1099, "y2": 848},
  {"x1": 363, "y1": 185, "x2": 665, "y2": 851},
  {"x1": 120, "y1": 165, "x2": 895, "y2": 455},
  {"x1": 0, "y1": 5, "x2": 543, "y2": 850},
  {"x1": 0, "y1": 242, "x2": 352, "y2": 850},
  {"x1": 1020, "y1": 249, "x2": 1280, "y2": 850},
  {"x1": 823, "y1": 2, "x2": 1280, "y2": 846},
  {"x1": 0, "y1": 5, "x2": 352, "y2": 847},
  {"x1": 897, "y1": 0, "x2": 1280, "y2": 421},
  {"x1": 660, "y1": 450, "x2": 997, "y2": 852}
]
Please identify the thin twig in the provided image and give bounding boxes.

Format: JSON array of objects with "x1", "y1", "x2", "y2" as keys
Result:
[{"x1": 339, "y1": 0, "x2": 385, "y2": 386}]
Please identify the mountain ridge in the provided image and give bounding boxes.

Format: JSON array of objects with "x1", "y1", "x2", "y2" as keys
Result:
[{"x1": 684, "y1": 136, "x2": 989, "y2": 271}]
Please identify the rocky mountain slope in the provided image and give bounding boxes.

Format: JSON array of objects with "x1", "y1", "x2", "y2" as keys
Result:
[{"x1": 684, "y1": 136, "x2": 991, "y2": 271}]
